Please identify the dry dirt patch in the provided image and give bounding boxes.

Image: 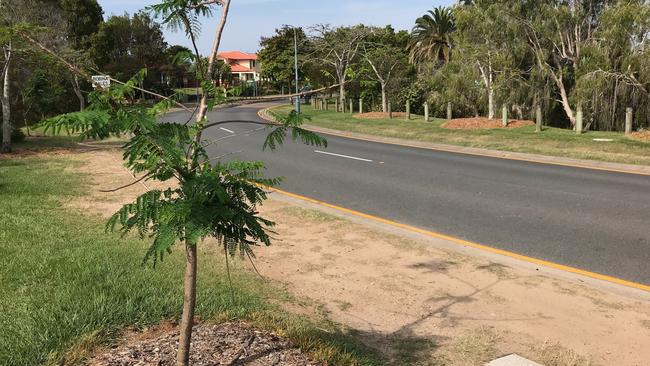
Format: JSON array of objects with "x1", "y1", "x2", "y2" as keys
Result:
[
  {"x1": 256, "y1": 202, "x2": 650, "y2": 365},
  {"x1": 442, "y1": 117, "x2": 534, "y2": 129},
  {"x1": 74, "y1": 150, "x2": 650, "y2": 366}
]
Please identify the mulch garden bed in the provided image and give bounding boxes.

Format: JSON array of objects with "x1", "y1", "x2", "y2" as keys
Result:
[
  {"x1": 87, "y1": 321, "x2": 319, "y2": 366},
  {"x1": 630, "y1": 130, "x2": 650, "y2": 141},
  {"x1": 355, "y1": 112, "x2": 408, "y2": 119},
  {"x1": 442, "y1": 117, "x2": 534, "y2": 129}
]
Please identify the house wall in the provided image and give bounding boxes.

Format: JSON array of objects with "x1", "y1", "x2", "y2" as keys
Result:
[
  {"x1": 217, "y1": 55, "x2": 261, "y2": 82},
  {"x1": 230, "y1": 59, "x2": 261, "y2": 74}
]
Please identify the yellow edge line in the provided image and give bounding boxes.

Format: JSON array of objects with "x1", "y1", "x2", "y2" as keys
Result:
[
  {"x1": 258, "y1": 107, "x2": 650, "y2": 177},
  {"x1": 267, "y1": 185, "x2": 650, "y2": 293}
]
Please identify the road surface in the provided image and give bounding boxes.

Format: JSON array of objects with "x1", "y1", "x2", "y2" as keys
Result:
[{"x1": 165, "y1": 103, "x2": 650, "y2": 286}]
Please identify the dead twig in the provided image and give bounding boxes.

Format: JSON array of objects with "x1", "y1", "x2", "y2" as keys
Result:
[
  {"x1": 246, "y1": 251, "x2": 266, "y2": 281},
  {"x1": 99, "y1": 173, "x2": 151, "y2": 193},
  {"x1": 226, "y1": 334, "x2": 255, "y2": 366}
]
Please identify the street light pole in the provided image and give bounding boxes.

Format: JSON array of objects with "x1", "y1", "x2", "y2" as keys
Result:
[{"x1": 293, "y1": 27, "x2": 300, "y2": 114}]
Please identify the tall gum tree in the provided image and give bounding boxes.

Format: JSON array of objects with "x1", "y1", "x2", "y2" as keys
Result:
[
  {"x1": 361, "y1": 26, "x2": 410, "y2": 112},
  {"x1": 522, "y1": 0, "x2": 606, "y2": 127},
  {"x1": 454, "y1": 1, "x2": 523, "y2": 120},
  {"x1": 1, "y1": 0, "x2": 64, "y2": 152},
  {"x1": 310, "y1": 25, "x2": 370, "y2": 108}
]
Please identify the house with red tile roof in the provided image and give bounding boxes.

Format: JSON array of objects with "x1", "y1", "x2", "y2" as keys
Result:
[{"x1": 217, "y1": 51, "x2": 260, "y2": 82}]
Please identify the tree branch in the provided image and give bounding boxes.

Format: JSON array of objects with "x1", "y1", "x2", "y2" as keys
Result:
[
  {"x1": 18, "y1": 31, "x2": 194, "y2": 113},
  {"x1": 99, "y1": 173, "x2": 151, "y2": 193}
]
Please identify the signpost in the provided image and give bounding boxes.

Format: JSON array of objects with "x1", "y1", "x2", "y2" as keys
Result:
[{"x1": 91, "y1": 75, "x2": 111, "y2": 89}]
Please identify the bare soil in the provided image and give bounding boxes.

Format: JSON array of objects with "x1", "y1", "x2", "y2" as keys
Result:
[
  {"x1": 355, "y1": 112, "x2": 409, "y2": 119},
  {"x1": 87, "y1": 322, "x2": 318, "y2": 366},
  {"x1": 74, "y1": 150, "x2": 650, "y2": 366},
  {"x1": 442, "y1": 117, "x2": 534, "y2": 129}
]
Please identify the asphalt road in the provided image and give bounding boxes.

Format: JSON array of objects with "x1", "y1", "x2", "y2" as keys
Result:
[{"x1": 165, "y1": 103, "x2": 650, "y2": 285}]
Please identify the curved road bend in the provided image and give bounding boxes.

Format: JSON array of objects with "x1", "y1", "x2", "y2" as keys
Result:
[{"x1": 163, "y1": 103, "x2": 650, "y2": 286}]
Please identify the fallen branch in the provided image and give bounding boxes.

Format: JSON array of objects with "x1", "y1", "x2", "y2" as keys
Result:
[{"x1": 99, "y1": 173, "x2": 151, "y2": 193}]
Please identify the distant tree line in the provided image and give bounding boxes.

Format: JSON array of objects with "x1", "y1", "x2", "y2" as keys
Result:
[
  {"x1": 257, "y1": 0, "x2": 650, "y2": 131},
  {"x1": 0, "y1": 0, "x2": 192, "y2": 152}
]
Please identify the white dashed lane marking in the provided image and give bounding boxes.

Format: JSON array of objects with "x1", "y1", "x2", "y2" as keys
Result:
[{"x1": 313, "y1": 150, "x2": 373, "y2": 162}]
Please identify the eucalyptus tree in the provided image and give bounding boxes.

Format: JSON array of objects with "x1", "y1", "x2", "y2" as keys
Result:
[
  {"x1": 426, "y1": 53, "x2": 483, "y2": 117},
  {"x1": 1, "y1": 0, "x2": 66, "y2": 152},
  {"x1": 36, "y1": 1, "x2": 325, "y2": 366},
  {"x1": 453, "y1": 0, "x2": 526, "y2": 119},
  {"x1": 518, "y1": 0, "x2": 650, "y2": 130},
  {"x1": 408, "y1": 6, "x2": 455, "y2": 66},
  {"x1": 588, "y1": 0, "x2": 650, "y2": 130},
  {"x1": 361, "y1": 26, "x2": 410, "y2": 112},
  {"x1": 522, "y1": 0, "x2": 608, "y2": 127},
  {"x1": 309, "y1": 24, "x2": 371, "y2": 107}
]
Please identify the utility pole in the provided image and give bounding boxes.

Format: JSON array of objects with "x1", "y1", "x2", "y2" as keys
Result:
[{"x1": 293, "y1": 27, "x2": 300, "y2": 114}]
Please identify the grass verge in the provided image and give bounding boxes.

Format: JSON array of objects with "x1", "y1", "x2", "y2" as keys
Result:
[
  {"x1": 271, "y1": 105, "x2": 650, "y2": 166},
  {"x1": 0, "y1": 152, "x2": 384, "y2": 366}
]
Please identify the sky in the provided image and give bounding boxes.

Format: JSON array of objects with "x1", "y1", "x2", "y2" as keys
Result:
[{"x1": 97, "y1": 0, "x2": 455, "y2": 54}]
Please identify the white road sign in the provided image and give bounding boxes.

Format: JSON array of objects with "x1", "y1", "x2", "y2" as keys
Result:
[{"x1": 91, "y1": 75, "x2": 111, "y2": 89}]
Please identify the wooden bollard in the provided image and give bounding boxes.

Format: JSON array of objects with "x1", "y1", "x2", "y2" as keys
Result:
[
  {"x1": 576, "y1": 105, "x2": 583, "y2": 134},
  {"x1": 359, "y1": 98, "x2": 364, "y2": 114},
  {"x1": 335, "y1": 98, "x2": 339, "y2": 113},
  {"x1": 625, "y1": 107, "x2": 633, "y2": 135},
  {"x1": 424, "y1": 103, "x2": 429, "y2": 122},
  {"x1": 388, "y1": 102, "x2": 392, "y2": 119},
  {"x1": 502, "y1": 104, "x2": 508, "y2": 127},
  {"x1": 535, "y1": 105, "x2": 542, "y2": 133},
  {"x1": 405, "y1": 100, "x2": 411, "y2": 121},
  {"x1": 447, "y1": 102, "x2": 452, "y2": 120}
]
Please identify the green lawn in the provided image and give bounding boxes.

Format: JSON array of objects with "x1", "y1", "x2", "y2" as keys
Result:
[
  {"x1": 272, "y1": 105, "x2": 650, "y2": 166},
  {"x1": 0, "y1": 151, "x2": 383, "y2": 366}
]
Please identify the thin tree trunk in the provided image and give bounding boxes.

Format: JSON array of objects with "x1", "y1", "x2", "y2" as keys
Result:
[
  {"x1": 488, "y1": 86, "x2": 494, "y2": 119},
  {"x1": 553, "y1": 72, "x2": 575, "y2": 126},
  {"x1": 478, "y1": 59, "x2": 495, "y2": 119},
  {"x1": 195, "y1": 0, "x2": 231, "y2": 130},
  {"x1": 487, "y1": 59, "x2": 494, "y2": 119},
  {"x1": 381, "y1": 83, "x2": 387, "y2": 113},
  {"x1": 178, "y1": 2, "x2": 231, "y2": 365},
  {"x1": 514, "y1": 104, "x2": 523, "y2": 120},
  {"x1": 339, "y1": 80, "x2": 346, "y2": 110},
  {"x1": 72, "y1": 74, "x2": 85, "y2": 111},
  {"x1": 1, "y1": 48, "x2": 11, "y2": 154},
  {"x1": 176, "y1": 242, "x2": 198, "y2": 366}
]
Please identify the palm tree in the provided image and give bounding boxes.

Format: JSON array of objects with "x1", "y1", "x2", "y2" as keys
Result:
[{"x1": 408, "y1": 6, "x2": 456, "y2": 65}]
